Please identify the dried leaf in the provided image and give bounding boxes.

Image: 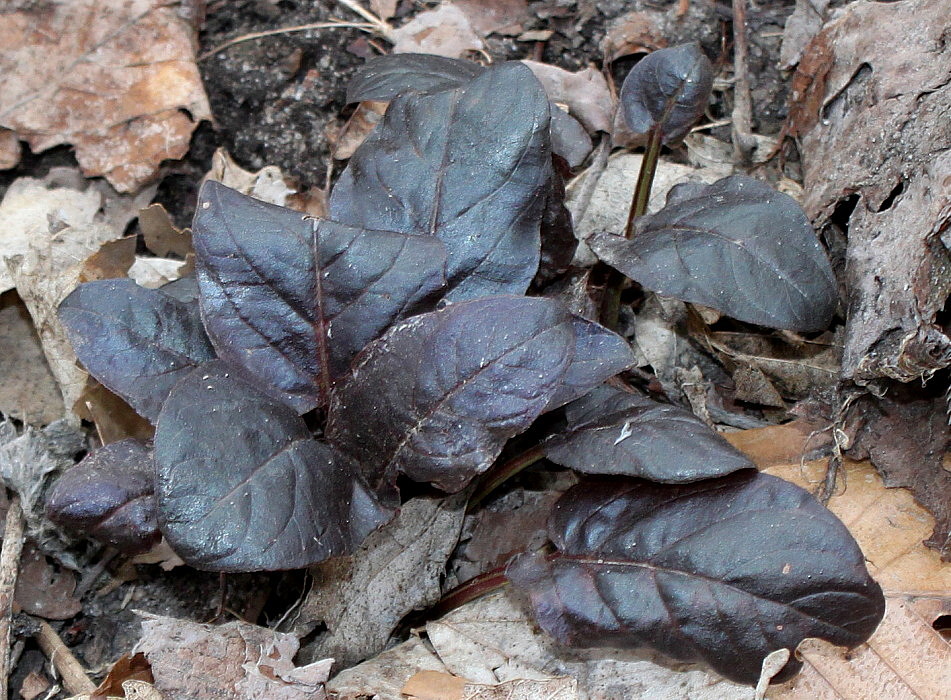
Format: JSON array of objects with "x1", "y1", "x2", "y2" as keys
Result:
[
  {"x1": 0, "y1": 128, "x2": 20, "y2": 170},
  {"x1": 78, "y1": 237, "x2": 138, "y2": 283},
  {"x1": 75, "y1": 379, "x2": 155, "y2": 446},
  {"x1": 0, "y1": 0, "x2": 210, "y2": 191},
  {"x1": 138, "y1": 204, "x2": 192, "y2": 259},
  {"x1": 779, "y1": 0, "x2": 831, "y2": 70},
  {"x1": 135, "y1": 615, "x2": 332, "y2": 700},
  {"x1": 390, "y1": 5, "x2": 484, "y2": 58},
  {"x1": 127, "y1": 257, "x2": 188, "y2": 289},
  {"x1": 601, "y1": 10, "x2": 667, "y2": 63},
  {"x1": 455, "y1": 0, "x2": 529, "y2": 37},
  {"x1": 14, "y1": 543, "x2": 81, "y2": 620},
  {"x1": 328, "y1": 636, "x2": 449, "y2": 700},
  {"x1": 154, "y1": 361, "x2": 391, "y2": 571},
  {"x1": 90, "y1": 652, "x2": 154, "y2": 700},
  {"x1": 328, "y1": 297, "x2": 574, "y2": 493},
  {"x1": 331, "y1": 63, "x2": 551, "y2": 302},
  {"x1": 205, "y1": 148, "x2": 297, "y2": 207},
  {"x1": 332, "y1": 100, "x2": 387, "y2": 160},
  {"x1": 521, "y1": 61, "x2": 614, "y2": 134}
]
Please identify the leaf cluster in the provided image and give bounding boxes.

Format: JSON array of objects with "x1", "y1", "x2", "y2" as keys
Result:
[{"x1": 46, "y1": 49, "x2": 881, "y2": 686}]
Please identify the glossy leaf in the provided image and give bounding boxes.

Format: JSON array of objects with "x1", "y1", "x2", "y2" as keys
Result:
[
  {"x1": 330, "y1": 62, "x2": 552, "y2": 302},
  {"x1": 347, "y1": 53, "x2": 484, "y2": 102},
  {"x1": 536, "y1": 164, "x2": 577, "y2": 285},
  {"x1": 545, "y1": 317, "x2": 635, "y2": 411},
  {"x1": 328, "y1": 296, "x2": 575, "y2": 493},
  {"x1": 154, "y1": 361, "x2": 392, "y2": 572},
  {"x1": 45, "y1": 439, "x2": 159, "y2": 554},
  {"x1": 192, "y1": 181, "x2": 446, "y2": 413},
  {"x1": 619, "y1": 43, "x2": 714, "y2": 145},
  {"x1": 507, "y1": 472, "x2": 885, "y2": 685},
  {"x1": 589, "y1": 176, "x2": 839, "y2": 332},
  {"x1": 544, "y1": 385, "x2": 753, "y2": 481},
  {"x1": 58, "y1": 279, "x2": 215, "y2": 422}
]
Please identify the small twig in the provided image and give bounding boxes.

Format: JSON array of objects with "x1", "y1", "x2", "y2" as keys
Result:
[
  {"x1": 200, "y1": 21, "x2": 377, "y2": 60},
  {"x1": 336, "y1": 0, "x2": 392, "y2": 37},
  {"x1": 73, "y1": 548, "x2": 119, "y2": 599},
  {"x1": 0, "y1": 495, "x2": 25, "y2": 699},
  {"x1": 35, "y1": 620, "x2": 96, "y2": 695},
  {"x1": 731, "y1": 0, "x2": 758, "y2": 164}
]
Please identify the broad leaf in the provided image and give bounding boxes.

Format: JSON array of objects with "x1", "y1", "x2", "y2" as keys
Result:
[
  {"x1": 546, "y1": 317, "x2": 635, "y2": 411},
  {"x1": 154, "y1": 361, "x2": 391, "y2": 572},
  {"x1": 45, "y1": 439, "x2": 159, "y2": 554},
  {"x1": 619, "y1": 43, "x2": 714, "y2": 145},
  {"x1": 589, "y1": 176, "x2": 838, "y2": 332},
  {"x1": 59, "y1": 279, "x2": 215, "y2": 422},
  {"x1": 536, "y1": 164, "x2": 577, "y2": 285},
  {"x1": 506, "y1": 473, "x2": 885, "y2": 685},
  {"x1": 330, "y1": 62, "x2": 552, "y2": 302},
  {"x1": 328, "y1": 296, "x2": 575, "y2": 493},
  {"x1": 347, "y1": 53, "x2": 484, "y2": 102},
  {"x1": 544, "y1": 385, "x2": 753, "y2": 481},
  {"x1": 193, "y1": 181, "x2": 446, "y2": 413}
]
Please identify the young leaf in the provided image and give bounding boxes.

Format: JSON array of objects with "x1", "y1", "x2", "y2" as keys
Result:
[
  {"x1": 45, "y1": 439, "x2": 159, "y2": 554},
  {"x1": 544, "y1": 385, "x2": 753, "y2": 481},
  {"x1": 545, "y1": 317, "x2": 636, "y2": 411},
  {"x1": 58, "y1": 279, "x2": 215, "y2": 422},
  {"x1": 192, "y1": 181, "x2": 446, "y2": 413},
  {"x1": 619, "y1": 43, "x2": 714, "y2": 145},
  {"x1": 589, "y1": 175, "x2": 838, "y2": 332},
  {"x1": 507, "y1": 472, "x2": 885, "y2": 685},
  {"x1": 347, "y1": 53, "x2": 484, "y2": 102},
  {"x1": 328, "y1": 296, "x2": 575, "y2": 493},
  {"x1": 154, "y1": 361, "x2": 392, "y2": 572},
  {"x1": 330, "y1": 62, "x2": 552, "y2": 302}
]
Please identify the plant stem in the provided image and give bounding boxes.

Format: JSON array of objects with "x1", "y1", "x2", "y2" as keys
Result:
[
  {"x1": 599, "y1": 126, "x2": 663, "y2": 330},
  {"x1": 430, "y1": 565, "x2": 509, "y2": 618},
  {"x1": 467, "y1": 445, "x2": 547, "y2": 512}
]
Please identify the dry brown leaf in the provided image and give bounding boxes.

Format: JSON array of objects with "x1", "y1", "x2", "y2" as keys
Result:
[
  {"x1": 455, "y1": 0, "x2": 529, "y2": 37},
  {"x1": 138, "y1": 204, "x2": 192, "y2": 259},
  {"x1": 332, "y1": 100, "x2": 388, "y2": 160},
  {"x1": 796, "y1": 0, "x2": 951, "y2": 383},
  {"x1": 600, "y1": 10, "x2": 667, "y2": 63},
  {"x1": 779, "y1": 0, "x2": 831, "y2": 70},
  {"x1": 520, "y1": 61, "x2": 614, "y2": 134},
  {"x1": 205, "y1": 149, "x2": 297, "y2": 207},
  {"x1": 79, "y1": 237, "x2": 138, "y2": 283},
  {"x1": 66, "y1": 679, "x2": 165, "y2": 700},
  {"x1": 0, "y1": 292, "x2": 64, "y2": 425},
  {"x1": 370, "y1": 0, "x2": 398, "y2": 22},
  {"x1": 135, "y1": 615, "x2": 332, "y2": 700},
  {"x1": 403, "y1": 670, "x2": 467, "y2": 700},
  {"x1": 90, "y1": 652, "x2": 154, "y2": 700},
  {"x1": 19, "y1": 671, "x2": 51, "y2": 700},
  {"x1": 327, "y1": 636, "x2": 450, "y2": 700},
  {"x1": 14, "y1": 542, "x2": 82, "y2": 620},
  {"x1": 0, "y1": 128, "x2": 20, "y2": 170},
  {"x1": 0, "y1": 0, "x2": 210, "y2": 192},
  {"x1": 402, "y1": 671, "x2": 578, "y2": 700},
  {"x1": 391, "y1": 4, "x2": 484, "y2": 58},
  {"x1": 75, "y1": 379, "x2": 155, "y2": 445}
]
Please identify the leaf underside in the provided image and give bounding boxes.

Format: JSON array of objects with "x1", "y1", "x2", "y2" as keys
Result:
[
  {"x1": 58, "y1": 278, "x2": 215, "y2": 422},
  {"x1": 328, "y1": 296, "x2": 576, "y2": 494},
  {"x1": 192, "y1": 181, "x2": 446, "y2": 414},
  {"x1": 506, "y1": 472, "x2": 885, "y2": 685},
  {"x1": 589, "y1": 175, "x2": 839, "y2": 332},
  {"x1": 330, "y1": 62, "x2": 552, "y2": 302},
  {"x1": 154, "y1": 361, "x2": 391, "y2": 572}
]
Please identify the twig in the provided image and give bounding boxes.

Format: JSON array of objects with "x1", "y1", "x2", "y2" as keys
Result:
[
  {"x1": 0, "y1": 495, "x2": 25, "y2": 700},
  {"x1": 731, "y1": 0, "x2": 758, "y2": 164},
  {"x1": 200, "y1": 21, "x2": 377, "y2": 60},
  {"x1": 336, "y1": 0, "x2": 393, "y2": 38},
  {"x1": 35, "y1": 620, "x2": 96, "y2": 695}
]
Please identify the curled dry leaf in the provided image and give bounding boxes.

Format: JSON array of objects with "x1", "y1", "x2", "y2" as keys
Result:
[
  {"x1": 521, "y1": 60, "x2": 615, "y2": 134},
  {"x1": 589, "y1": 176, "x2": 838, "y2": 332},
  {"x1": 544, "y1": 385, "x2": 753, "y2": 482},
  {"x1": 45, "y1": 439, "x2": 159, "y2": 554},
  {"x1": 205, "y1": 148, "x2": 297, "y2": 207},
  {"x1": 506, "y1": 472, "x2": 885, "y2": 685},
  {"x1": 390, "y1": 4, "x2": 484, "y2": 58},
  {"x1": 155, "y1": 361, "x2": 391, "y2": 572},
  {"x1": 193, "y1": 181, "x2": 446, "y2": 413},
  {"x1": 331, "y1": 62, "x2": 552, "y2": 302},
  {"x1": 0, "y1": 0, "x2": 210, "y2": 191}
]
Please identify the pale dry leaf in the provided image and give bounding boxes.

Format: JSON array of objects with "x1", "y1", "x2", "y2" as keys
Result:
[
  {"x1": 0, "y1": 0, "x2": 210, "y2": 192},
  {"x1": 138, "y1": 203, "x2": 192, "y2": 258},
  {"x1": 294, "y1": 495, "x2": 466, "y2": 669},
  {"x1": 327, "y1": 636, "x2": 449, "y2": 700},
  {"x1": 463, "y1": 676, "x2": 577, "y2": 700},
  {"x1": 402, "y1": 670, "x2": 467, "y2": 700},
  {"x1": 427, "y1": 592, "x2": 751, "y2": 699},
  {"x1": 0, "y1": 293, "x2": 64, "y2": 424},
  {"x1": 600, "y1": 9, "x2": 667, "y2": 63},
  {"x1": 127, "y1": 257, "x2": 187, "y2": 289},
  {"x1": 332, "y1": 100, "x2": 388, "y2": 160},
  {"x1": 0, "y1": 127, "x2": 20, "y2": 170},
  {"x1": 455, "y1": 0, "x2": 529, "y2": 37},
  {"x1": 391, "y1": 4, "x2": 484, "y2": 58},
  {"x1": 520, "y1": 61, "x2": 614, "y2": 134},
  {"x1": 65, "y1": 680, "x2": 165, "y2": 700},
  {"x1": 135, "y1": 614, "x2": 331, "y2": 700},
  {"x1": 370, "y1": 0, "x2": 398, "y2": 21},
  {"x1": 779, "y1": 0, "x2": 831, "y2": 70},
  {"x1": 205, "y1": 148, "x2": 297, "y2": 207},
  {"x1": 19, "y1": 671, "x2": 51, "y2": 700}
]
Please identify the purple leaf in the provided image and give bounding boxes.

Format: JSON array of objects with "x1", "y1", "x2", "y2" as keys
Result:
[
  {"x1": 536, "y1": 164, "x2": 577, "y2": 285},
  {"x1": 507, "y1": 472, "x2": 885, "y2": 685},
  {"x1": 347, "y1": 53, "x2": 485, "y2": 102},
  {"x1": 328, "y1": 296, "x2": 575, "y2": 493},
  {"x1": 45, "y1": 439, "x2": 159, "y2": 554},
  {"x1": 154, "y1": 361, "x2": 392, "y2": 572},
  {"x1": 620, "y1": 43, "x2": 714, "y2": 145},
  {"x1": 589, "y1": 175, "x2": 838, "y2": 332},
  {"x1": 545, "y1": 385, "x2": 753, "y2": 481},
  {"x1": 331, "y1": 62, "x2": 552, "y2": 302},
  {"x1": 192, "y1": 181, "x2": 446, "y2": 413},
  {"x1": 58, "y1": 279, "x2": 215, "y2": 422}
]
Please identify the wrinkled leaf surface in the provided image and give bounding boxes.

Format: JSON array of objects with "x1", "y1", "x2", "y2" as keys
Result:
[
  {"x1": 154, "y1": 361, "x2": 391, "y2": 572},
  {"x1": 545, "y1": 385, "x2": 753, "y2": 481},
  {"x1": 331, "y1": 62, "x2": 551, "y2": 302},
  {"x1": 193, "y1": 181, "x2": 446, "y2": 413},
  {"x1": 45, "y1": 438, "x2": 159, "y2": 554},
  {"x1": 589, "y1": 176, "x2": 838, "y2": 331},
  {"x1": 328, "y1": 296, "x2": 575, "y2": 493},
  {"x1": 507, "y1": 472, "x2": 885, "y2": 685},
  {"x1": 58, "y1": 279, "x2": 215, "y2": 422},
  {"x1": 620, "y1": 43, "x2": 713, "y2": 145}
]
